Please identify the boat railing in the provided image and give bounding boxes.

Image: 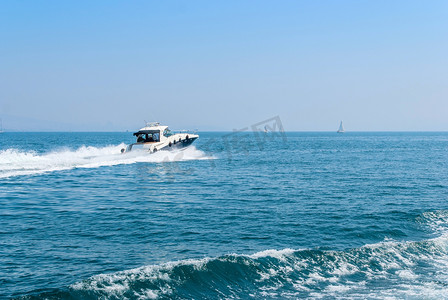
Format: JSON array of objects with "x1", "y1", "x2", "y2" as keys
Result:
[
  {"x1": 145, "y1": 122, "x2": 160, "y2": 127},
  {"x1": 175, "y1": 129, "x2": 198, "y2": 134}
]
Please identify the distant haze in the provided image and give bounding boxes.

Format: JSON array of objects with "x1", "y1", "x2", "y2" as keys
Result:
[{"x1": 1, "y1": 1, "x2": 447, "y2": 131}]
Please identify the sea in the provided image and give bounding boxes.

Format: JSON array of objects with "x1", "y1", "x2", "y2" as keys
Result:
[{"x1": 1, "y1": 131, "x2": 448, "y2": 299}]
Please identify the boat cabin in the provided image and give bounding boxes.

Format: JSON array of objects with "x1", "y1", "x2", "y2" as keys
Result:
[
  {"x1": 133, "y1": 122, "x2": 173, "y2": 144},
  {"x1": 123, "y1": 121, "x2": 198, "y2": 153}
]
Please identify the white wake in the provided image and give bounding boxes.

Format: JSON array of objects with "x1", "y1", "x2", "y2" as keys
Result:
[{"x1": 0, "y1": 144, "x2": 212, "y2": 178}]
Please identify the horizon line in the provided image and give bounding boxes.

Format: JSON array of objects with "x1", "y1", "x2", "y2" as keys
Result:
[{"x1": 2, "y1": 130, "x2": 448, "y2": 133}]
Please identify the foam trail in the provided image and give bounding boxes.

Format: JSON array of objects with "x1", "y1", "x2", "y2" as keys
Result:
[{"x1": 0, "y1": 145, "x2": 213, "y2": 178}]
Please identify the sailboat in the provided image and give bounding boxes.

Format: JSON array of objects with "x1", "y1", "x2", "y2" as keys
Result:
[
  {"x1": 0, "y1": 118, "x2": 3, "y2": 133},
  {"x1": 337, "y1": 121, "x2": 345, "y2": 133}
]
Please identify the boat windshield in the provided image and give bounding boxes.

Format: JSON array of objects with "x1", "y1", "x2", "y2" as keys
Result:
[{"x1": 163, "y1": 128, "x2": 173, "y2": 137}]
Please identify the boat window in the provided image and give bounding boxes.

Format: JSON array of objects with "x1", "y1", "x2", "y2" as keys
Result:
[
  {"x1": 147, "y1": 133, "x2": 160, "y2": 142},
  {"x1": 163, "y1": 128, "x2": 173, "y2": 137},
  {"x1": 145, "y1": 134, "x2": 153, "y2": 142},
  {"x1": 134, "y1": 130, "x2": 161, "y2": 143}
]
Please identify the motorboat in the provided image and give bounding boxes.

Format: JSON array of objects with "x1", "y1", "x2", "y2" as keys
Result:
[{"x1": 122, "y1": 122, "x2": 198, "y2": 153}]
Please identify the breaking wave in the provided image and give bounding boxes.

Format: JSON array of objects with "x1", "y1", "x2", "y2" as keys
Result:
[
  {"x1": 21, "y1": 210, "x2": 448, "y2": 299},
  {"x1": 0, "y1": 145, "x2": 213, "y2": 179}
]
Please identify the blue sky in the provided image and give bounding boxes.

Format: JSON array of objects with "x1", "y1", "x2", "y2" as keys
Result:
[{"x1": 1, "y1": 1, "x2": 447, "y2": 131}]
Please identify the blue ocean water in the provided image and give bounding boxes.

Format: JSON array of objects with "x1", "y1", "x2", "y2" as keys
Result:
[{"x1": 1, "y1": 131, "x2": 448, "y2": 299}]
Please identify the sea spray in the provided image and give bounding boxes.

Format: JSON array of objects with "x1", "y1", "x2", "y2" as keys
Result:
[{"x1": 0, "y1": 145, "x2": 213, "y2": 178}]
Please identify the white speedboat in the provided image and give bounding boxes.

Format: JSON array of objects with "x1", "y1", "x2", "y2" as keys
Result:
[{"x1": 122, "y1": 122, "x2": 198, "y2": 153}]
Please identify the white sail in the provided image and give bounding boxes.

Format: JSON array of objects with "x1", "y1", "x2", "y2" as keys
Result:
[{"x1": 337, "y1": 121, "x2": 345, "y2": 133}]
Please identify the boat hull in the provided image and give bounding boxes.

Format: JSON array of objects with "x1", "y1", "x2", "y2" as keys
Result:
[
  {"x1": 157, "y1": 137, "x2": 197, "y2": 151},
  {"x1": 124, "y1": 137, "x2": 198, "y2": 153}
]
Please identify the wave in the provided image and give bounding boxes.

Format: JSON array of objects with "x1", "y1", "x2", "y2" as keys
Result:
[
  {"x1": 21, "y1": 210, "x2": 448, "y2": 299},
  {"x1": 0, "y1": 145, "x2": 213, "y2": 179}
]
